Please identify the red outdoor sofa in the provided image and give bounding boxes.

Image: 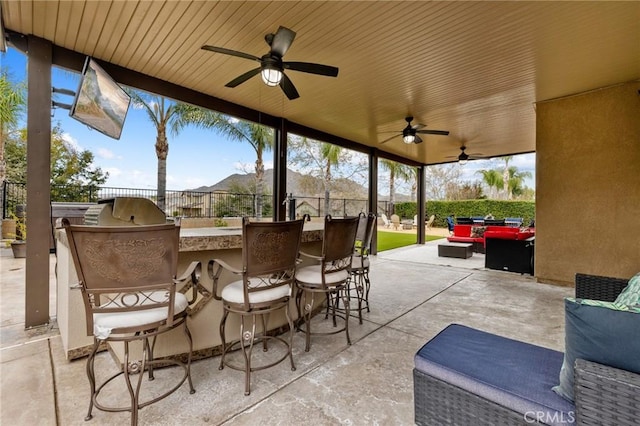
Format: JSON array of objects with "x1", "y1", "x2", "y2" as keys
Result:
[{"x1": 447, "y1": 224, "x2": 535, "y2": 254}]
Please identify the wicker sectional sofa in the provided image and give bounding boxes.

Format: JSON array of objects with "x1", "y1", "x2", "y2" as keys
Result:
[{"x1": 413, "y1": 273, "x2": 640, "y2": 425}]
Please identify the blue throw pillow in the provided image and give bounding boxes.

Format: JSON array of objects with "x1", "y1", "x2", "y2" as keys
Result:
[{"x1": 552, "y1": 298, "x2": 640, "y2": 402}]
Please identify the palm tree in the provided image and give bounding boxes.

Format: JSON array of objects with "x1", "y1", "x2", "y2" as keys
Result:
[
  {"x1": 407, "y1": 167, "x2": 419, "y2": 202},
  {"x1": 319, "y1": 143, "x2": 342, "y2": 216},
  {"x1": 173, "y1": 109, "x2": 274, "y2": 219},
  {"x1": 476, "y1": 169, "x2": 503, "y2": 199},
  {"x1": 0, "y1": 71, "x2": 26, "y2": 184},
  {"x1": 380, "y1": 159, "x2": 412, "y2": 214},
  {"x1": 506, "y1": 166, "x2": 532, "y2": 199},
  {"x1": 127, "y1": 92, "x2": 205, "y2": 211},
  {"x1": 500, "y1": 156, "x2": 513, "y2": 200}
]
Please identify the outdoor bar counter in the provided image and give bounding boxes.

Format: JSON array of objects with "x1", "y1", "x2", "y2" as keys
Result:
[{"x1": 56, "y1": 223, "x2": 324, "y2": 361}]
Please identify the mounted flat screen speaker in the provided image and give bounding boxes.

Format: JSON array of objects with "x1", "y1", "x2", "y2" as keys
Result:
[{"x1": 69, "y1": 57, "x2": 131, "y2": 140}]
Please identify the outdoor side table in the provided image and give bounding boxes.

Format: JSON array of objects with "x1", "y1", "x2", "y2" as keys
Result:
[{"x1": 438, "y1": 242, "x2": 473, "y2": 259}]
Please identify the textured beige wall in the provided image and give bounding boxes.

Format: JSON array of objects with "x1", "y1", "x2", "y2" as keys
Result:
[{"x1": 536, "y1": 81, "x2": 640, "y2": 285}]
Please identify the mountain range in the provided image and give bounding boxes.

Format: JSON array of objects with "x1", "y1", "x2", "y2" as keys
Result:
[{"x1": 190, "y1": 169, "x2": 373, "y2": 200}]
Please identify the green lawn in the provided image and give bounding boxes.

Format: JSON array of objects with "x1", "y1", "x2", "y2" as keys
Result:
[{"x1": 376, "y1": 231, "x2": 444, "y2": 252}]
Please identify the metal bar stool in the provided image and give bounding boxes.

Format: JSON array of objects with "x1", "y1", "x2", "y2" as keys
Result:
[
  {"x1": 208, "y1": 217, "x2": 305, "y2": 395},
  {"x1": 347, "y1": 212, "x2": 376, "y2": 324},
  {"x1": 63, "y1": 219, "x2": 200, "y2": 426},
  {"x1": 295, "y1": 215, "x2": 359, "y2": 352}
]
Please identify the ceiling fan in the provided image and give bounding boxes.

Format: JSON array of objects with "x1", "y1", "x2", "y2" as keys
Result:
[
  {"x1": 447, "y1": 146, "x2": 486, "y2": 164},
  {"x1": 201, "y1": 26, "x2": 339, "y2": 100},
  {"x1": 379, "y1": 116, "x2": 449, "y2": 144}
]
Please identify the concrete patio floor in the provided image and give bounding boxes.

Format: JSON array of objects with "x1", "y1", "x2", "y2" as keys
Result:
[{"x1": 0, "y1": 237, "x2": 573, "y2": 425}]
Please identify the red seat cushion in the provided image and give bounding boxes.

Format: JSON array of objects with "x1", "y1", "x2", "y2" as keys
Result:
[{"x1": 452, "y1": 225, "x2": 472, "y2": 237}]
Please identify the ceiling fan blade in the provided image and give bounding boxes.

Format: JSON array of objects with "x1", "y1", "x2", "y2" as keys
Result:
[
  {"x1": 416, "y1": 129, "x2": 450, "y2": 136},
  {"x1": 279, "y1": 73, "x2": 300, "y2": 100},
  {"x1": 225, "y1": 68, "x2": 261, "y2": 88},
  {"x1": 283, "y1": 62, "x2": 339, "y2": 77},
  {"x1": 270, "y1": 26, "x2": 296, "y2": 57},
  {"x1": 414, "y1": 135, "x2": 424, "y2": 144},
  {"x1": 379, "y1": 134, "x2": 400, "y2": 144},
  {"x1": 201, "y1": 45, "x2": 261, "y2": 62},
  {"x1": 412, "y1": 123, "x2": 426, "y2": 130}
]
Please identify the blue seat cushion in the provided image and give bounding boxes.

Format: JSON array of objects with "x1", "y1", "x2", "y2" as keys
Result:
[{"x1": 414, "y1": 324, "x2": 575, "y2": 425}]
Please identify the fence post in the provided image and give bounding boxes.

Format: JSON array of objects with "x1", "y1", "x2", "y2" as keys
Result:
[
  {"x1": 1, "y1": 181, "x2": 5, "y2": 219},
  {"x1": 252, "y1": 194, "x2": 256, "y2": 218}
]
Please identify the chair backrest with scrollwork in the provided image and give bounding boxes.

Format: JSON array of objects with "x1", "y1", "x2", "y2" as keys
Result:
[
  {"x1": 355, "y1": 212, "x2": 376, "y2": 257},
  {"x1": 240, "y1": 217, "x2": 305, "y2": 309},
  {"x1": 321, "y1": 215, "x2": 359, "y2": 274},
  {"x1": 62, "y1": 219, "x2": 180, "y2": 335}
]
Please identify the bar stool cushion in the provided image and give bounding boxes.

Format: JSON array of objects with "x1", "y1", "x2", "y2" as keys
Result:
[
  {"x1": 296, "y1": 265, "x2": 350, "y2": 286},
  {"x1": 93, "y1": 291, "x2": 189, "y2": 339},
  {"x1": 350, "y1": 255, "x2": 370, "y2": 270},
  {"x1": 221, "y1": 279, "x2": 291, "y2": 304}
]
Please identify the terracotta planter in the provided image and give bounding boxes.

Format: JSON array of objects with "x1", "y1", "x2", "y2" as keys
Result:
[{"x1": 11, "y1": 241, "x2": 26, "y2": 258}]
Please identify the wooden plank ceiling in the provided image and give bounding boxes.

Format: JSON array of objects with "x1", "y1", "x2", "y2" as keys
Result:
[{"x1": 2, "y1": 1, "x2": 639, "y2": 165}]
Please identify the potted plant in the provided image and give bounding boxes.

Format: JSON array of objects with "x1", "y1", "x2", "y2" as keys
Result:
[{"x1": 9, "y1": 213, "x2": 26, "y2": 258}]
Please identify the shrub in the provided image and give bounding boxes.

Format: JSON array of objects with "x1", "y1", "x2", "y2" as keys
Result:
[{"x1": 394, "y1": 200, "x2": 535, "y2": 228}]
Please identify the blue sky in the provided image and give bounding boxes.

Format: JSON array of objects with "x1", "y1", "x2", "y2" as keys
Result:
[
  {"x1": 2, "y1": 47, "x2": 535, "y2": 194},
  {"x1": 3, "y1": 47, "x2": 262, "y2": 190}
]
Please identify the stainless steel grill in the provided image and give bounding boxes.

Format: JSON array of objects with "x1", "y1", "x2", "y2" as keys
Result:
[{"x1": 83, "y1": 197, "x2": 166, "y2": 226}]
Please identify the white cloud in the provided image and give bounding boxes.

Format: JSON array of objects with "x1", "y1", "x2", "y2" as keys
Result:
[
  {"x1": 511, "y1": 153, "x2": 536, "y2": 170},
  {"x1": 96, "y1": 147, "x2": 118, "y2": 160},
  {"x1": 103, "y1": 167, "x2": 122, "y2": 177},
  {"x1": 61, "y1": 132, "x2": 82, "y2": 151},
  {"x1": 104, "y1": 168, "x2": 155, "y2": 189}
]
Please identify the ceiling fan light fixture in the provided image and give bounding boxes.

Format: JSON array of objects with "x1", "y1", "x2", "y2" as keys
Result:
[
  {"x1": 261, "y1": 67, "x2": 283, "y2": 86},
  {"x1": 403, "y1": 134, "x2": 416, "y2": 144},
  {"x1": 458, "y1": 152, "x2": 469, "y2": 165}
]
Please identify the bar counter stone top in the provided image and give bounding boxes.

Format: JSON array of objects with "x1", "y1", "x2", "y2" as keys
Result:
[
  {"x1": 55, "y1": 220, "x2": 326, "y2": 360},
  {"x1": 178, "y1": 222, "x2": 325, "y2": 251}
]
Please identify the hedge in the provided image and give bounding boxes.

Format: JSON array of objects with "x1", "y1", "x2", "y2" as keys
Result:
[{"x1": 394, "y1": 200, "x2": 535, "y2": 228}]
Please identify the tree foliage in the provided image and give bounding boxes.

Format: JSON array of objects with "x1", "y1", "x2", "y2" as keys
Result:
[
  {"x1": 212, "y1": 181, "x2": 273, "y2": 218},
  {"x1": 395, "y1": 199, "x2": 535, "y2": 227},
  {"x1": 288, "y1": 136, "x2": 367, "y2": 215},
  {"x1": 173, "y1": 108, "x2": 274, "y2": 219},
  {"x1": 424, "y1": 164, "x2": 463, "y2": 200},
  {"x1": 5, "y1": 124, "x2": 108, "y2": 201},
  {"x1": 474, "y1": 157, "x2": 534, "y2": 200},
  {"x1": 126, "y1": 91, "x2": 208, "y2": 211},
  {"x1": 0, "y1": 70, "x2": 27, "y2": 183},
  {"x1": 476, "y1": 168, "x2": 503, "y2": 199},
  {"x1": 380, "y1": 159, "x2": 414, "y2": 210},
  {"x1": 447, "y1": 182, "x2": 485, "y2": 200}
]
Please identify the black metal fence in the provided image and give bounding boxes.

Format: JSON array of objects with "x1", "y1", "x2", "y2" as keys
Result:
[{"x1": 1, "y1": 181, "x2": 391, "y2": 220}]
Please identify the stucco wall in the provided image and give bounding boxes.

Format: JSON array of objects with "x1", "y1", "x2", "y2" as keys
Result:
[{"x1": 535, "y1": 81, "x2": 640, "y2": 285}]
